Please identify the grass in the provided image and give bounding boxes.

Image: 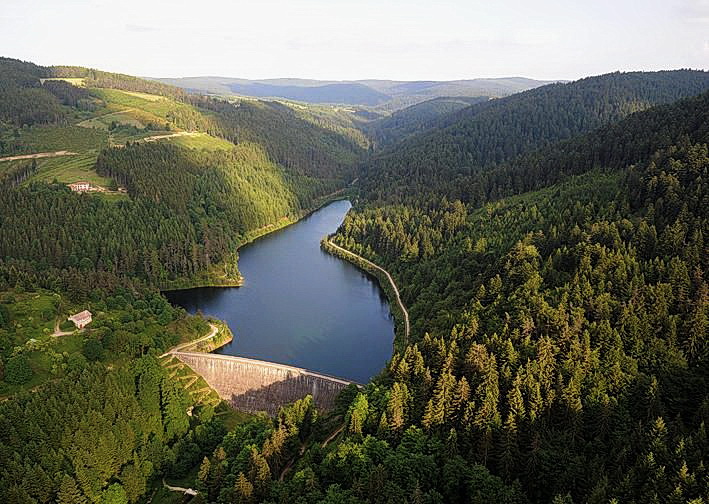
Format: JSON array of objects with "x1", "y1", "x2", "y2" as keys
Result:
[
  {"x1": 90, "y1": 88, "x2": 195, "y2": 122},
  {"x1": 0, "y1": 288, "x2": 150, "y2": 396},
  {"x1": 40, "y1": 77, "x2": 86, "y2": 87},
  {"x1": 120, "y1": 90, "x2": 164, "y2": 101},
  {"x1": 160, "y1": 354, "x2": 223, "y2": 408},
  {"x1": 2, "y1": 125, "x2": 108, "y2": 154},
  {"x1": 1, "y1": 87, "x2": 229, "y2": 195},
  {"x1": 0, "y1": 289, "x2": 63, "y2": 397},
  {"x1": 162, "y1": 132, "x2": 235, "y2": 151},
  {"x1": 30, "y1": 152, "x2": 108, "y2": 185},
  {"x1": 79, "y1": 108, "x2": 170, "y2": 133},
  {"x1": 0, "y1": 290, "x2": 60, "y2": 345},
  {"x1": 22, "y1": 152, "x2": 129, "y2": 200}
]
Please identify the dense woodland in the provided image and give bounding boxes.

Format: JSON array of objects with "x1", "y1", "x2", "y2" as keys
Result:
[
  {"x1": 365, "y1": 96, "x2": 489, "y2": 148},
  {"x1": 0, "y1": 140, "x2": 340, "y2": 287},
  {"x1": 360, "y1": 70, "x2": 709, "y2": 203},
  {"x1": 191, "y1": 74, "x2": 708, "y2": 503},
  {"x1": 0, "y1": 57, "x2": 357, "y2": 288},
  {"x1": 0, "y1": 58, "x2": 707, "y2": 503}
]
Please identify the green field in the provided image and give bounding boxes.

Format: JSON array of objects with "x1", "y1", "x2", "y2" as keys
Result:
[
  {"x1": 2, "y1": 124, "x2": 108, "y2": 154},
  {"x1": 40, "y1": 77, "x2": 86, "y2": 87},
  {"x1": 30, "y1": 152, "x2": 110, "y2": 185},
  {"x1": 0, "y1": 88, "x2": 233, "y2": 195},
  {"x1": 78, "y1": 106, "x2": 170, "y2": 132},
  {"x1": 90, "y1": 88, "x2": 195, "y2": 122},
  {"x1": 161, "y1": 132, "x2": 235, "y2": 150},
  {"x1": 0, "y1": 289, "x2": 67, "y2": 396}
]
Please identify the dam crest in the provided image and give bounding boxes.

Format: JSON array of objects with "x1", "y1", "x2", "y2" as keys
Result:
[{"x1": 172, "y1": 351, "x2": 356, "y2": 415}]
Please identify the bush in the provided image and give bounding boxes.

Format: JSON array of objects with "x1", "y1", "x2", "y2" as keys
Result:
[
  {"x1": 4, "y1": 355, "x2": 32, "y2": 384},
  {"x1": 66, "y1": 353, "x2": 87, "y2": 373},
  {"x1": 59, "y1": 319, "x2": 75, "y2": 331},
  {"x1": 82, "y1": 338, "x2": 104, "y2": 361}
]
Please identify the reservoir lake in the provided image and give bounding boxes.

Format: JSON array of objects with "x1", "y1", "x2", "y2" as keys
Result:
[{"x1": 165, "y1": 199, "x2": 395, "y2": 383}]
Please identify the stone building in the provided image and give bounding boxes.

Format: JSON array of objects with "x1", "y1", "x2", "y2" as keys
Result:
[
  {"x1": 68, "y1": 181, "x2": 91, "y2": 192},
  {"x1": 68, "y1": 310, "x2": 92, "y2": 329}
]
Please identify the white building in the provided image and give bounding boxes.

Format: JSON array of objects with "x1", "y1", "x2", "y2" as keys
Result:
[
  {"x1": 68, "y1": 181, "x2": 91, "y2": 192},
  {"x1": 68, "y1": 310, "x2": 92, "y2": 329}
]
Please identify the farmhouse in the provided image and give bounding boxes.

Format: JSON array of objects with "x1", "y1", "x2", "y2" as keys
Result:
[
  {"x1": 68, "y1": 310, "x2": 92, "y2": 329},
  {"x1": 68, "y1": 181, "x2": 91, "y2": 192}
]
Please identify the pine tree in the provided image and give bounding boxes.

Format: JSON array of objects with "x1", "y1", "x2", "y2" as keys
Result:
[
  {"x1": 56, "y1": 474, "x2": 87, "y2": 504},
  {"x1": 347, "y1": 393, "x2": 369, "y2": 436},
  {"x1": 234, "y1": 472, "x2": 254, "y2": 504}
]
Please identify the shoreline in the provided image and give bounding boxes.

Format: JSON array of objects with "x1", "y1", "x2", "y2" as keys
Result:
[
  {"x1": 160, "y1": 188, "x2": 352, "y2": 292},
  {"x1": 320, "y1": 238, "x2": 410, "y2": 352},
  {"x1": 163, "y1": 320, "x2": 234, "y2": 356}
]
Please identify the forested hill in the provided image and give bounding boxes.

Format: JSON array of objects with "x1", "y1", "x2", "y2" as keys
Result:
[
  {"x1": 366, "y1": 95, "x2": 489, "y2": 147},
  {"x1": 292, "y1": 85, "x2": 709, "y2": 503},
  {"x1": 359, "y1": 70, "x2": 709, "y2": 203},
  {"x1": 370, "y1": 87, "x2": 709, "y2": 205},
  {"x1": 0, "y1": 57, "x2": 364, "y2": 178},
  {"x1": 2, "y1": 54, "x2": 708, "y2": 504},
  {"x1": 154, "y1": 75, "x2": 555, "y2": 109},
  {"x1": 0, "y1": 56, "x2": 365, "y2": 289}
]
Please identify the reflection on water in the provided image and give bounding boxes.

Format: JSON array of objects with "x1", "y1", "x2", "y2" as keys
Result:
[{"x1": 165, "y1": 200, "x2": 395, "y2": 383}]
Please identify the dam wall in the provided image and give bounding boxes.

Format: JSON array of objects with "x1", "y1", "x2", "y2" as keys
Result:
[{"x1": 172, "y1": 352, "x2": 355, "y2": 415}]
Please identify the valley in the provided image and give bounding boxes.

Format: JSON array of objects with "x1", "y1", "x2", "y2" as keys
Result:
[{"x1": 0, "y1": 54, "x2": 707, "y2": 504}]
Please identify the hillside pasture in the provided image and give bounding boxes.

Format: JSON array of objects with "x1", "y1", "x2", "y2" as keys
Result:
[
  {"x1": 39, "y1": 77, "x2": 86, "y2": 87},
  {"x1": 2, "y1": 125, "x2": 108, "y2": 154},
  {"x1": 160, "y1": 132, "x2": 234, "y2": 150},
  {"x1": 29, "y1": 152, "x2": 109, "y2": 186}
]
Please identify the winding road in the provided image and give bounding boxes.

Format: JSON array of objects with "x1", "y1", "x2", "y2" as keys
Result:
[
  {"x1": 162, "y1": 479, "x2": 197, "y2": 496},
  {"x1": 0, "y1": 151, "x2": 77, "y2": 163},
  {"x1": 325, "y1": 240, "x2": 410, "y2": 342},
  {"x1": 161, "y1": 322, "x2": 219, "y2": 357}
]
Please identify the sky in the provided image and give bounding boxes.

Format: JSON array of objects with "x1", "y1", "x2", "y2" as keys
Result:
[{"x1": 1, "y1": 0, "x2": 707, "y2": 81}]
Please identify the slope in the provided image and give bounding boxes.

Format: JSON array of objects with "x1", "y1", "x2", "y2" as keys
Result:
[
  {"x1": 0, "y1": 56, "x2": 365, "y2": 289},
  {"x1": 359, "y1": 70, "x2": 709, "y2": 203},
  {"x1": 155, "y1": 75, "x2": 556, "y2": 110}
]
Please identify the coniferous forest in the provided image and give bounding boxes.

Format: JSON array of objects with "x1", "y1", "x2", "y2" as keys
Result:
[{"x1": 0, "y1": 54, "x2": 707, "y2": 504}]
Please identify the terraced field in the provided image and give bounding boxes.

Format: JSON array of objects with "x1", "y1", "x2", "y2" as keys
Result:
[
  {"x1": 30, "y1": 152, "x2": 111, "y2": 186},
  {"x1": 1, "y1": 124, "x2": 108, "y2": 154},
  {"x1": 1, "y1": 85, "x2": 236, "y2": 194}
]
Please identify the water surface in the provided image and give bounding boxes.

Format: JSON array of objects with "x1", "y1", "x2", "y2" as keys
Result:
[{"x1": 165, "y1": 200, "x2": 394, "y2": 383}]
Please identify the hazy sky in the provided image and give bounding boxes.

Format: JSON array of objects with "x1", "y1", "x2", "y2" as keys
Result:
[{"x1": 2, "y1": 0, "x2": 707, "y2": 81}]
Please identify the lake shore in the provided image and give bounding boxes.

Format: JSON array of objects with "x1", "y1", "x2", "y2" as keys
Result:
[
  {"x1": 160, "y1": 187, "x2": 352, "y2": 292},
  {"x1": 164, "y1": 199, "x2": 394, "y2": 383}
]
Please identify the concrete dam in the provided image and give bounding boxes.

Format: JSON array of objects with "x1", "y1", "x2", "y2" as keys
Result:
[{"x1": 172, "y1": 352, "x2": 356, "y2": 415}]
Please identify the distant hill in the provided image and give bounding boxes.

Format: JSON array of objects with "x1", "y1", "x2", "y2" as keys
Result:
[
  {"x1": 152, "y1": 75, "x2": 557, "y2": 109},
  {"x1": 366, "y1": 95, "x2": 490, "y2": 147},
  {"x1": 359, "y1": 70, "x2": 709, "y2": 202}
]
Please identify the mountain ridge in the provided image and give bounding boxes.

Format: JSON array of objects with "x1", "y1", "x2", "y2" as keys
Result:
[{"x1": 152, "y1": 75, "x2": 560, "y2": 109}]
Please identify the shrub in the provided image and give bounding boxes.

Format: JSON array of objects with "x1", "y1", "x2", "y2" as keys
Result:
[
  {"x1": 5, "y1": 354, "x2": 32, "y2": 384},
  {"x1": 82, "y1": 338, "x2": 104, "y2": 361}
]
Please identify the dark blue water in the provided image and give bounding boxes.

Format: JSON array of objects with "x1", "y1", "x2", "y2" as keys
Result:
[{"x1": 165, "y1": 200, "x2": 394, "y2": 383}]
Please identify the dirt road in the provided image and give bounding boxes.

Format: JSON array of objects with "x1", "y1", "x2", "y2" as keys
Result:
[
  {"x1": 326, "y1": 240, "x2": 410, "y2": 341},
  {"x1": 0, "y1": 151, "x2": 77, "y2": 163},
  {"x1": 161, "y1": 322, "x2": 219, "y2": 357}
]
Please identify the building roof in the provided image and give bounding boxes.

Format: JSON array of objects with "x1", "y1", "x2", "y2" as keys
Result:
[{"x1": 68, "y1": 310, "x2": 92, "y2": 323}]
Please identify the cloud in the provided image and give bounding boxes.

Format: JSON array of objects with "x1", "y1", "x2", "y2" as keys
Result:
[
  {"x1": 679, "y1": 0, "x2": 709, "y2": 23},
  {"x1": 125, "y1": 24, "x2": 156, "y2": 33}
]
